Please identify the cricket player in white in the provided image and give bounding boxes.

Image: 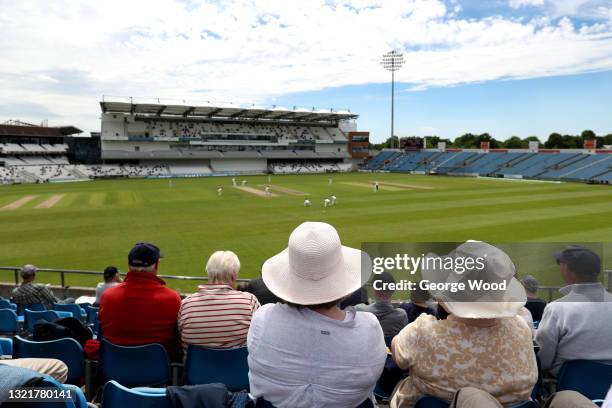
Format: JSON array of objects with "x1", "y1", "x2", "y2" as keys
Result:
[
  {"x1": 241, "y1": 180, "x2": 247, "y2": 186},
  {"x1": 304, "y1": 199, "x2": 311, "y2": 207},
  {"x1": 331, "y1": 195, "x2": 337, "y2": 205},
  {"x1": 265, "y1": 186, "x2": 271, "y2": 197},
  {"x1": 232, "y1": 178, "x2": 237, "y2": 187},
  {"x1": 217, "y1": 187, "x2": 223, "y2": 196},
  {"x1": 374, "y1": 181, "x2": 379, "y2": 192},
  {"x1": 324, "y1": 198, "x2": 331, "y2": 208},
  {"x1": 328, "y1": 177, "x2": 333, "y2": 185}
]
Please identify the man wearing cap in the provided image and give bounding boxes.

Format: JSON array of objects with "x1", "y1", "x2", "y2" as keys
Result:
[
  {"x1": 99, "y1": 242, "x2": 182, "y2": 360},
  {"x1": 11, "y1": 264, "x2": 59, "y2": 309},
  {"x1": 535, "y1": 245, "x2": 612, "y2": 377}
]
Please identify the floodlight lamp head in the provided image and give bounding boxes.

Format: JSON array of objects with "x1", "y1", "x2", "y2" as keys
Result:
[{"x1": 381, "y1": 50, "x2": 405, "y2": 72}]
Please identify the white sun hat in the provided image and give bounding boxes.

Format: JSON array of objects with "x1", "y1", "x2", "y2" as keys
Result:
[
  {"x1": 262, "y1": 222, "x2": 372, "y2": 305},
  {"x1": 422, "y1": 240, "x2": 527, "y2": 319}
]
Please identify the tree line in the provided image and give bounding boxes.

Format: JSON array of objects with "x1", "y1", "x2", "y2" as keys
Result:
[{"x1": 370, "y1": 130, "x2": 612, "y2": 150}]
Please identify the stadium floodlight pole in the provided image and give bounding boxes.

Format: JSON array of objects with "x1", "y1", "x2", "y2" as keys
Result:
[{"x1": 381, "y1": 50, "x2": 404, "y2": 150}]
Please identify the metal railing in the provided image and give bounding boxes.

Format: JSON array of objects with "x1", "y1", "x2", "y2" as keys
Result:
[
  {"x1": 0, "y1": 266, "x2": 251, "y2": 289},
  {"x1": 1, "y1": 266, "x2": 610, "y2": 302}
]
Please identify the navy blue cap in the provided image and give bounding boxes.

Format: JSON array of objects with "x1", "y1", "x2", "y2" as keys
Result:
[
  {"x1": 554, "y1": 245, "x2": 601, "y2": 277},
  {"x1": 128, "y1": 242, "x2": 163, "y2": 268}
]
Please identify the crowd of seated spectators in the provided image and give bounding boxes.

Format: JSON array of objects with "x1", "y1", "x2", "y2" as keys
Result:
[
  {"x1": 1, "y1": 228, "x2": 611, "y2": 407},
  {"x1": 269, "y1": 160, "x2": 348, "y2": 174},
  {"x1": 85, "y1": 164, "x2": 170, "y2": 178},
  {"x1": 144, "y1": 120, "x2": 327, "y2": 141}
]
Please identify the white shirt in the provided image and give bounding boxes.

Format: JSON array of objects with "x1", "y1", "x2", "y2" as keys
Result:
[
  {"x1": 94, "y1": 282, "x2": 119, "y2": 305},
  {"x1": 247, "y1": 303, "x2": 387, "y2": 408},
  {"x1": 535, "y1": 283, "x2": 612, "y2": 376}
]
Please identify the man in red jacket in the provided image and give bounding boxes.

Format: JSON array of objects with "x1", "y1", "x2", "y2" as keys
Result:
[{"x1": 99, "y1": 242, "x2": 181, "y2": 360}]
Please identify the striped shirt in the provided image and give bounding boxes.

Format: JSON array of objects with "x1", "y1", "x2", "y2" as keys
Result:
[{"x1": 178, "y1": 284, "x2": 260, "y2": 349}]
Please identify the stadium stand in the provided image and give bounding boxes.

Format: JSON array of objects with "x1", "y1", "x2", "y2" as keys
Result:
[
  {"x1": 0, "y1": 100, "x2": 369, "y2": 183},
  {"x1": 268, "y1": 160, "x2": 353, "y2": 173},
  {"x1": 367, "y1": 149, "x2": 612, "y2": 184}
]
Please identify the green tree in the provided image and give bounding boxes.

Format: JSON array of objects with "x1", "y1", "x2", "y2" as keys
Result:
[
  {"x1": 504, "y1": 136, "x2": 525, "y2": 148},
  {"x1": 581, "y1": 130, "x2": 596, "y2": 140},
  {"x1": 384, "y1": 136, "x2": 400, "y2": 149},
  {"x1": 425, "y1": 136, "x2": 441, "y2": 148},
  {"x1": 523, "y1": 136, "x2": 542, "y2": 147},
  {"x1": 453, "y1": 133, "x2": 478, "y2": 148},
  {"x1": 544, "y1": 133, "x2": 564, "y2": 148}
]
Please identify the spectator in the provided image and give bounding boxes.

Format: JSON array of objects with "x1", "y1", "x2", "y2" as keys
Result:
[
  {"x1": 356, "y1": 272, "x2": 408, "y2": 337},
  {"x1": 248, "y1": 222, "x2": 387, "y2": 408},
  {"x1": 99, "y1": 242, "x2": 181, "y2": 360},
  {"x1": 390, "y1": 242, "x2": 537, "y2": 407},
  {"x1": 535, "y1": 245, "x2": 612, "y2": 376},
  {"x1": 0, "y1": 358, "x2": 68, "y2": 383},
  {"x1": 340, "y1": 286, "x2": 368, "y2": 309},
  {"x1": 521, "y1": 275, "x2": 546, "y2": 322},
  {"x1": 399, "y1": 286, "x2": 436, "y2": 323},
  {"x1": 93, "y1": 266, "x2": 121, "y2": 306},
  {"x1": 239, "y1": 276, "x2": 282, "y2": 305},
  {"x1": 179, "y1": 251, "x2": 259, "y2": 349},
  {"x1": 447, "y1": 387, "x2": 599, "y2": 408},
  {"x1": 11, "y1": 264, "x2": 59, "y2": 309}
]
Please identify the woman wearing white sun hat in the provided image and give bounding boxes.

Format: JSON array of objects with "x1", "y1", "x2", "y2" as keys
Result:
[
  {"x1": 390, "y1": 241, "x2": 538, "y2": 408},
  {"x1": 247, "y1": 222, "x2": 386, "y2": 408}
]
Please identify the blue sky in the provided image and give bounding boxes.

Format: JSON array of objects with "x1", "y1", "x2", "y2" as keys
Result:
[
  {"x1": 0, "y1": 0, "x2": 611, "y2": 143},
  {"x1": 270, "y1": 70, "x2": 612, "y2": 141}
]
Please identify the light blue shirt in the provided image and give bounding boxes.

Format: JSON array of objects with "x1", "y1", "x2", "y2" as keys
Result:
[
  {"x1": 535, "y1": 283, "x2": 612, "y2": 376},
  {"x1": 247, "y1": 303, "x2": 387, "y2": 408}
]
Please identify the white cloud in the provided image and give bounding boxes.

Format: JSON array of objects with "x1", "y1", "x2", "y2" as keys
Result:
[
  {"x1": 508, "y1": 0, "x2": 545, "y2": 9},
  {"x1": 0, "y1": 0, "x2": 611, "y2": 132}
]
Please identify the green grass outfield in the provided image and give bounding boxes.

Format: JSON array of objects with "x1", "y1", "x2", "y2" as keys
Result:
[{"x1": 1, "y1": 173, "x2": 611, "y2": 292}]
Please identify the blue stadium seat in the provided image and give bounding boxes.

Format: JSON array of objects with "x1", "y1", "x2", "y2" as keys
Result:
[
  {"x1": 415, "y1": 396, "x2": 538, "y2": 408},
  {"x1": 24, "y1": 309, "x2": 61, "y2": 332},
  {"x1": 99, "y1": 339, "x2": 171, "y2": 388},
  {"x1": 183, "y1": 345, "x2": 249, "y2": 391},
  {"x1": 0, "y1": 308, "x2": 19, "y2": 335},
  {"x1": 557, "y1": 360, "x2": 612, "y2": 401},
  {"x1": 12, "y1": 335, "x2": 85, "y2": 385},
  {"x1": 36, "y1": 376, "x2": 88, "y2": 408},
  {"x1": 102, "y1": 380, "x2": 171, "y2": 408},
  {"x1": 53, "y1": 303, "x2": 87, "y2": 321},
  {"x1": 83, "y1": 305, "x2": 99, "y2": 335},
  {"x1": 384, "y1": 336, "x2": 394, "y2": 347},
  {"x1": 0, "y1": 298, "x2": 18, "y2": 311},
  {"x1": 0, "y1": 337, "x2": 12, "y2": 355},
  {"x1": 18, "y1": 302, "x2": 46, "y2": 315}
]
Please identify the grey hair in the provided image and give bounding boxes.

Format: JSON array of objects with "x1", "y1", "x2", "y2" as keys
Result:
[
  {"x1": 521, "y1": 275, "x2": 539, "y2": 294},
  {"x1": 20, "y1": 264, "x2": 37, "y2": 279},
  {"x1": 206, "y1": 251, "x2": 240, "y2": 284}
]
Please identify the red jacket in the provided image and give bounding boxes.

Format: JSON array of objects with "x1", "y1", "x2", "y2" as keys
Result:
[{"x1": 99, "y1": 270, "x2": 182, "y2": 360}]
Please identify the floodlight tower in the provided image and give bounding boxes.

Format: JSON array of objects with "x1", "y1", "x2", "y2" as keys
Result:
[{"x1": 381, "y1": 50, "x2": 404, "y2": 149}]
